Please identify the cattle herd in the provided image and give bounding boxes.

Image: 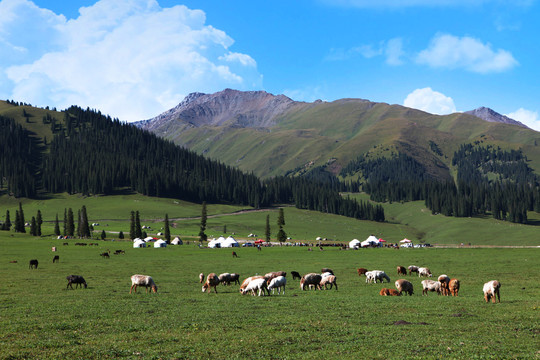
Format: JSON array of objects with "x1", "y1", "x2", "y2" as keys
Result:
[{"x1": 26, "y1": 252, "x2": 501, "y2": 303}]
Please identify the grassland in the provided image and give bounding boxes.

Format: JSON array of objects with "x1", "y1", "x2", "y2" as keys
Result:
[{"x1": 0, "y1": 236, "x2": 538, "y2": 359}]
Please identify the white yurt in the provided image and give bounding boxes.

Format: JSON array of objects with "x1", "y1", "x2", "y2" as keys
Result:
[
  {"x1": 208, "y1": 238, "x2": 221, "y2": 248},
  {"x1": 171, "y1": 237, "x2": 183, "y2": 245},
  {"x1": 133, "y1": 237, "x2": 142, "y2": 242},
  {"x1": 221, "y1": 236, "x2": 239, "y2": 248},
  {"x1": 144, "y1": 236, "x2": 155, "y2": 242},
  {"x1": 154, "y1": 239, "x2": 167, "y2": 248},
  {"x1": 361, "y1": 235, "x2": 380, "y2": 247},
  {"x1": 133, "y1": 239, "x2": 146, "y2": 248},
  {"x1": 349, "y1": 239, "x2": 361, "y2": 249}
]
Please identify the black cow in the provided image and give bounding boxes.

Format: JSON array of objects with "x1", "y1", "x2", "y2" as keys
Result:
[
  {"x1": 29, "y1": 259, "x2": 38, "y2": 269},
  {"x1": 66, "y1": 275, "x2": 87, "y2": 289}
]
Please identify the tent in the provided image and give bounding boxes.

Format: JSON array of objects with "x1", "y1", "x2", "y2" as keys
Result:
[
  {"x1": 133, "y1": 237, "x2": 142, "y2": 242},
  {"x1": 349, "y1": 239, "x2": 361, "y2": 249},
  {"x1": 208, "y1": 238, "x2": 221, "y2": 248},
  {"x1": 221, "y1": 236, "x2": 239, "y2": 248},
  {"x1": 361, "y1": 235, "x2": 380, "y2": 247},
  {"x1": 171, "y1": 237, "x2": 183, "y2": 245},
  {"x1": 144, "y1": 236, "x2": 155, "y2": 242},
  {"x1": 254, "y1": 239, "x2": 265, "y2": 245},
  {"x1": 400, "y1": 238, "x2": 412, "y2": 243},
  {"x1": 154, "y1": 239, "x2": 167, "y2": 248},
  {"x1": 133, "y1": 239, "x2": 146, "y2": 248},
  {"x1": 378, "y1": 238, "x2": 386, "y2": 243}
]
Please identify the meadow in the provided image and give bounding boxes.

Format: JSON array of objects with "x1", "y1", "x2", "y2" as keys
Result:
[{"x1": 0, "y1": 236, "x2": 538, "y2": 359}]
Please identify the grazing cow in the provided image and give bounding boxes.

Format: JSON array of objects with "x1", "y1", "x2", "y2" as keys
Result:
[
  {"x1": 232, "y1": 251, "x2": 238, "y2": 258},
  {"x1": 199, "y1": 273, "x2": 204, "y2": 284},
  {"x1": 320, "y1": 275, "x2": 338, "y2": 290},
  {"x1": 380, "y1": 288, "x2": 401, "y2": 296},
  {"x1": 29, "y1": 259, "x2": 38, "y2": 269},
  {"x1": 268, "y1": 276, "x2": 287, "y2": 294},
  {"x1": 291, "y1": 271, "x2": 301, "y2": 280},
  {"x1": 202, "y1": 273, "x2": 220, "y2": 294},
  {"x1": 449, "y1": 278, "x2": 460, "y2": 296},
  {"x1": 357, "y1": 268, "x2": 368, "y2": 276},
  {"x1": 421, "y1": 279, "x2": 442, "y2": 295},
  {"x1": 321, "y1": 268, "x2": 334, "y2": 275},
  {"x1": 438, "y1": 275, "x2": 450, "y2": 296},
  {"x1": 300, "y1": 273, "x2": 322, "y2": 290},
  {"x1": 114, "y1": 250, "x2": 125, "y2": 255},
  {"x1": 130, "y1": 274, "x2": 158, "y2": 294},
  {"x1": 52, "y1": 255, "x2": 59, "y2": 263},
  {"x1": 66, "y1": 275, "x2": 87, "y2": 289},
  {"x1": 397, "y1": 266, "x2": 407, "y2": 276},
  {"x1": 483, "y1": 280, "x2": 501, "y2": 303},
  {"x1": 395, "y1": 279, "x2": 414, "y2": 296},
  {"x1": 100, "y1": 252, "x2": 110, "y2": 258},
  {"x1": 418, "y1": 267, "x2": 432, "y2": 277},
  {"x1": 408, "y1": 265, "x2": 419, "y2": 275}
]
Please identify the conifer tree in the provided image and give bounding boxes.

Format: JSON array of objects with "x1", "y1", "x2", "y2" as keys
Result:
[
  {"x1": 129, "y1": 211, "x2": 136, "y2": 239},
  {"x1": 276, "y1": 208, "x2": 286, "y2": 243},
  {"x1": 135, "y1": 211, "x2": 142, "y2": 238},
  {"x1": 17, "y1": 202, "x2": 26, "y2": 233},
  {"x1": 164, "y1": 214, "x2": 171, "y2": 242},
  {"x1": 265, "y1": 214, "x2": 271, "y2": 243},
  {"x1": 63, "y1": 208, "x2": 67, "y2": 236},
  {"x1": 36, "y1": 210, "x2": 43, "y2": 237},
  {"x1": 54, "y1": 214, "x2": 60, "y2": 236},
  {"x1": 76, "y1": 209, "x2": 81, "y2": 238},
  {"x1": 2, "y1": 210, "x2": 10, "y2": 231},
  {"x1": 101, "y1": 230, "x2": 106, "y2": 240},
  {"x1": 30, "y1": 216, "x2": 37, "y2": 236},
  {"x1": 80, "y1": 206, "x2": 90, "y2": 238},
  {"x1": 199, "y1": 201, "x2": 207, "y2": 243},
  {"x1": 14, "y1": 210, "x2": 21, "y2": 233},
  {"x1": 118, "y1": 231, "x2": 124, "y2": 239},
  {"x1": 67, "y1": 208, "x2": 75, "y2": 237}
]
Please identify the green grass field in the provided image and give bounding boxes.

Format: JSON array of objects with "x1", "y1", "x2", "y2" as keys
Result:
[{"x1": 0, "y1": 236, "x2": 538, "y2": 359}]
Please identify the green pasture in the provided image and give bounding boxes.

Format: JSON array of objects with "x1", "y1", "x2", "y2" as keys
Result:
[{"x1": 0, "y1": 237, "x2": 538, "y2": 359}]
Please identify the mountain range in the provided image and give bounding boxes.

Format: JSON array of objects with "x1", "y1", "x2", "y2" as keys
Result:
[{"x1": 136, "y1": 89, "x2": 540, "y2": 180}]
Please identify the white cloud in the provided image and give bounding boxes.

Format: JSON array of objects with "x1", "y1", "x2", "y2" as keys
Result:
[
  {"x1": 325, "y1": 38, "x2": 403, "y2": 66},
  {"x1": 416, "y1": 34, "x2": 518, "y2": 73},
  {"x1": 506, "y1": 108, "x2": 540, "y2": 131},
  {"x1": 0, "y1": 0, "x2": 262, "y2": 121},
  {"x1": 385, "y1": 38, "x2": 404, "y2": 65},
  {"x1": 320, "y1": 0, "x2": 533, "y2": 8},
  {"x1": 403, "y1": 87, "x2": 456, "y2": 115}
]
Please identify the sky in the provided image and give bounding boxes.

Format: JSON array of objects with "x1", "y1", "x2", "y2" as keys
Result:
[{"x1": 1, "y1": 0, "x2": 539, "y2": 131}]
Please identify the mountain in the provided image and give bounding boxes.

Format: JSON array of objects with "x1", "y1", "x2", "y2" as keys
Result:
[
  {"x1": 137, "y1": 89, "x2": 540, "y2": 180},
  {"x1": 465, "y1": 107, "x2": 528, "y2": 128}
]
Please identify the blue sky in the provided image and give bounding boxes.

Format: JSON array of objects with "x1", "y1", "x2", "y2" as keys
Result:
[{"x1": 1, "y1": 0, "x2": 539, "y2": 130}]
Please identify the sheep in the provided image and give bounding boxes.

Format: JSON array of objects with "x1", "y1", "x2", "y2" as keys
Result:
[
  {"x1": 418, "y1": 267, "x2": 432, "y2": 277},
  {"x1": 321, "y1": 268, "x2": 334, "y2": 275},
  {"x1": 300, "y1": 273, "x2": 322, "y2": 290},
  {"x1": 380, "y1": 288, "x2": 401, "y2": 296},
  {"x1": 218, "y1": 272, "x2": 233, "y2": 286},
  {"x1": 199, "y1": 273, "x2": 204, "y2": 284},
  {"x1": 230, "y1": 273, "x2": 240, "y2": 285},
  {"x1": 438, "y1": 275, "x2": 450, "y2": 296},
  {"x1": 66, "y1": 275, "x2": 87, "y2": 289},
  {"x1": 449, "y1": 278, "x2": 460, "y2": 297},
  {"x1": 321, "y1": 272, "x2": 333, "y2": 279},
  {"x1": 29, "y1": 259, "x2": 38, "y2": 269},
  {"x1": 365, "y1": 270, "x2": 390, "y2": 284},
  {"x1": 264, "y1": 271, "x2": 286, "y2": 282},
  {"x1": 397, "y1": 266, "x2": 407, "y2": 276},
  {"x1": 239, "y1": 276, "x2": 265, "y2": 295},
  {"x1": 357, "y1": 268, "x2": 368, "y2": 276},
  {"x1": 52, "y1": 255, "x2": 59, "y2": 263},
  {"x1": 483, "y1": 280, "x2": 501, "y2": 303},
  {"x1": 268, "y1": 276, "x2": 287, "y2": 294},
  {"x1": 421, "y1": 279, "x2": 442, "y2": 295},
  {"x1": 130, "y1": 274, "x2": 158, "y2": 294},
  {"x1": 202, "y1": 273, "x2": 220, "y2": 293},
  {"x1": 408, "y1": 265, "x2": 419, "y2": 275},
  {"x1": 241, "y1": 277, "x2": 268, "y2": 296},
  {"x1": 291, "y1": 271, "x2": 301, "y2": 280},
  {"x1": 320, "y1": 275, "x2": 338, "y2": 290},
  {"x1": 395, "y1": 279, "x2": 414, "y2": 296}
]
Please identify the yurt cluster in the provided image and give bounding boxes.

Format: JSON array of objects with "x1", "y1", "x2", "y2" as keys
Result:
[{"x1": 133, "y1": 236, "x2": 183, "y2": 248}]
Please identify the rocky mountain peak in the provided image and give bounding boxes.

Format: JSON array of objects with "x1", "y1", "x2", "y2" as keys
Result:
[{"x1": 465, "y1": 107, "x2": 528, "y2": 129}]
